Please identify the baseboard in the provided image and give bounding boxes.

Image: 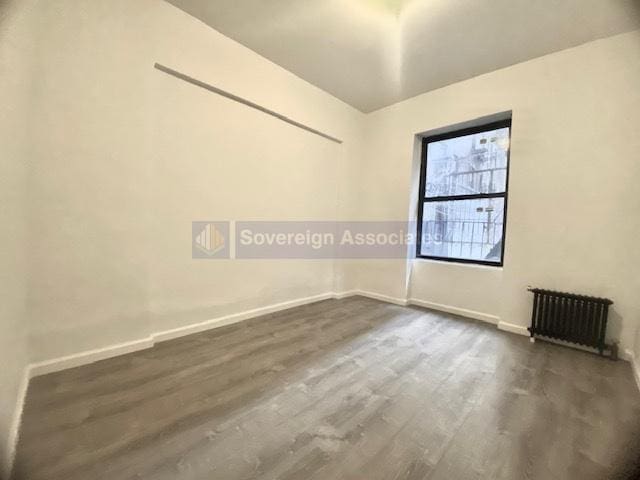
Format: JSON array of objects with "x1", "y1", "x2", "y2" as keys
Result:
[
  {"x1": 28, "y1": 292, "x2": 501, "y2": 381},
  {"x1": 29, "y1": 337, "x2": 155, "y2": 378},
  {"x1": 497, "y1": 321, "x2": 529, "y2": 336},
  {"x1": 409, "y1": 298, "x2": 500, "y2": 325},
  {"x1": 3, "y1": 368, "x2": 30, "y2": 480},
  {"x1": 28, "y1": 293, "x2": 337, "y2": 379},
  {"x1": 333, "y1": 290, "x2": 359, "y2": 300},
  {"x1": 152, "y1": 293, "x2": 334, "y2": 343},
  {"x1": 353, "y1": 290, "x2": 408, "y2": 306}
]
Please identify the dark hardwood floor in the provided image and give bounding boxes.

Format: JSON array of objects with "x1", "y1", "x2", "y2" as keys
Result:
[{"x1": 12, "y1": 297, "x2": 640, "y2": 480}]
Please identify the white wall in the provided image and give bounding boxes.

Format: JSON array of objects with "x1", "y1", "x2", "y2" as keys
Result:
[
  {"x1": 0, "y1": 1, "x2": 36, "y2": 476},
  {"x1": 0, "y1": 1, "x2": 364, "y2": 469},
  {"x1": 23, "y1": 0, "x2": 364, "y2": 362},
  {"x1": 356, "y1": 30, "x2": 640, "y2": 354}
]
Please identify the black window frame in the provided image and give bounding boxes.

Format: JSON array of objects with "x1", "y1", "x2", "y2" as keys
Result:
[{"x1": 416, "y1": 118, "x2": 512, "y2": 267}]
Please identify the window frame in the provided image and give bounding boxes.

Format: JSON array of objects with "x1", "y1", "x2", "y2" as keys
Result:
[{"x1": 416, "y1": 118, "x2": 512, "y2": 267}]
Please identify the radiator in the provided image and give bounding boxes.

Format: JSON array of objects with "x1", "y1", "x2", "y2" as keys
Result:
[{"x1": 527, "y1": 288, "x2": 613, "y2": 356}]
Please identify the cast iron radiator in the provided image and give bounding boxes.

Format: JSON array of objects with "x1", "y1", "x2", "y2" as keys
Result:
[{"x1": 527, "y1": 288, "x2": 614, "y2": 356}]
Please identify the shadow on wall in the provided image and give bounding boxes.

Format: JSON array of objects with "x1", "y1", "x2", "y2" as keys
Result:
[{"x1": 607, "y1": 308, "x2": 623, "y2": 349}]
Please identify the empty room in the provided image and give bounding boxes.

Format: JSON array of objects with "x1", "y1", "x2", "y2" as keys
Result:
[{"x1": 2, "y1": 0, "x2": 640, "y2": 479}]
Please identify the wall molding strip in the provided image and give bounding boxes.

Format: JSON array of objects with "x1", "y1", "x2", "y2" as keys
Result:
[{"x1": 154, "y1": 63, "x2": 343, "y2": 144}]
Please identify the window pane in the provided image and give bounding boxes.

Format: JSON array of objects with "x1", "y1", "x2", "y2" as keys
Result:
[
  {"x1": 424, "y1": 127, "x2": 509, "y2": 197},
  {"x1": 420, "y1": 198, "x2": 505, "y2": 263}
]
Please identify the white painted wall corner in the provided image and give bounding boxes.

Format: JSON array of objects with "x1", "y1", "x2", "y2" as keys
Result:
[
  {"x1": 4, "y1": 367, "x2": 30, "y2": 480},
  {"x1": 625, "y1": 349, "x2": 640, "y2": 393}
]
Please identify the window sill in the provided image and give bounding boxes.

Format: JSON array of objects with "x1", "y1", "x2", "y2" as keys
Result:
[{"x1": 412, "y1": 257, "x2": 504, "y2": 271}]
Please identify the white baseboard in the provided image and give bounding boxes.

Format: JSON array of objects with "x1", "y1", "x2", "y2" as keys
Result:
[
  {"x1": 152, "y1": 293, "x2": 334, "y2": 343},
  {"x1": 497, "y1": 321, "x2": 529, "y2": 336},
  {"x1": 29, "y1": 292, "x2": 336, "y2": 378},
  {"x1": 26, "y1": 292, "x2": 498, "y2": 381},
  {"x1": 353, "y1": 290, "x2": 408, "y2": 306},
  {"x1": 333, "y1": 290, "x2": 359, "y2": 300},
  {"x1": 4, "y1": 367, "x2": 30, "y2": 480},
  {"x1": 409, "y1": 298, "x2": 500, "y2": 325},
  {"x1": 29, "y1": 337, "x2": 156, "y2": 378}
]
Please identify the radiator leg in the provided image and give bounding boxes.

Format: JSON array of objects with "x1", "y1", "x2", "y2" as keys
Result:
[{"x1": 610, "y1": 342, "x2": 619, "y2": 361}]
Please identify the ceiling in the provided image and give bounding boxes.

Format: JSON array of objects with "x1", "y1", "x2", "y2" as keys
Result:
[{"x1": 165, "y1": 0, "x2": 640, "y2": 112}]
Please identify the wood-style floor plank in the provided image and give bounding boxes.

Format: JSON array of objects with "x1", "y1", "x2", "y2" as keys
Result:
[{"x1": 12, "y1": 297, "x2": 640, "y2": 480}]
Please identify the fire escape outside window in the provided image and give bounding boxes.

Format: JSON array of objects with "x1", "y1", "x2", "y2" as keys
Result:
[{"x1": 417, "y1": 118, "x2": 511, "y2": 266}]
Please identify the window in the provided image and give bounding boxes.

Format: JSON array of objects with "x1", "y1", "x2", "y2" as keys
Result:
[{"x1": 417, "y1": 119, "x2": 511, "y2": 266}]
